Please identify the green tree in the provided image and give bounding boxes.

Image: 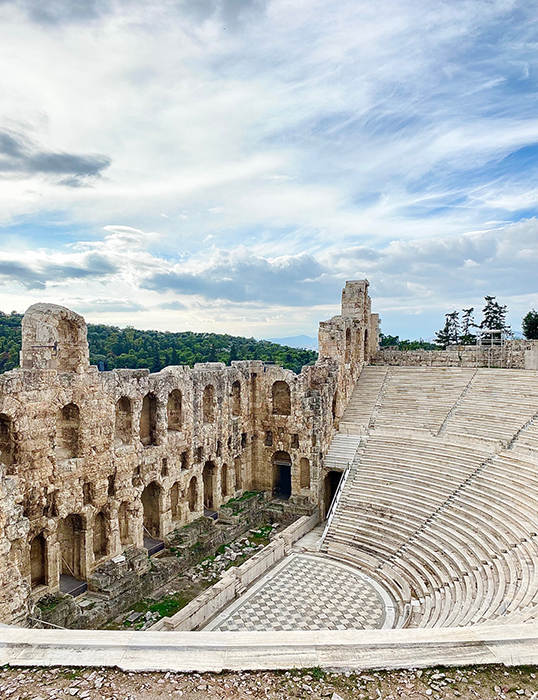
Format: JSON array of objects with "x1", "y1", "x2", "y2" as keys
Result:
[
  {"x1": 435, "y1": 311, "x2": 460, "y2": 348},
  {"x1": 480, "y1": 296, "x2": 511, "y2": 341},
  {"x1": 522, "y1": 309, "x2": 538, "y2": 339},
  {"x1": 460, "y1": 307, "x2": 477, "y2": 345}
]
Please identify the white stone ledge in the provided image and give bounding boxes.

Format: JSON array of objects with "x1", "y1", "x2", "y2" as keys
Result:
[{"x1": 2, "y1": 624, "x2": 538, "y2": 672}]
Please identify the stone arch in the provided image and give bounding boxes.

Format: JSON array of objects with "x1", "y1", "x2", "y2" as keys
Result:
[
  {"x1": 221, "y1": 463, "x2": 229, "y2": 498},
  {"x1": 0, "y1": 413, "x2": 15, "y2": 468},
  {"x1": 59, "y1": 514, "x2": 85, "y2": 580},
  {"x1": 272, "y1": 381, "x2": 291, "y2": 416},
  {"x1": 188, "y1": 476, "x2": 197, "y2": 512},
  {"x1": 93, "y1": 512, "x2": 108, "y2": 560},
  {"x1": 231, "y1": 380, "x2": 241, "y2": 417},
  {"x1": 203, "y1": 385, "x2": 215, "y2": 423},
  {"x1": 115, "y1": 397, "x2": 132, "y2": 445},
  {"x1": 140, "y1": 393, "x2": 158, "y2": 446},
  {"x1": 203, "y1": 460, "x2": 216, "y2": 510},
  {"x1": 56, "y1": 403, "x2": 80, "y2": 460},
  {"x1": 141, "y1": 481, "x2": 161, "y2": 538},
  {"x1": 300, "y1": 457, "x2": 311, "y2": 489},
  {"x1": 167, "y1": 389, "x2": 182, "y2": 431},
  {"x1": 30, "y1": 533, "x2": 46, "y2": 588},
  {"x1": 118, "y1": 502, "x2": 131, "y2": 545},
  {"x1": 170, "y1": 481, "x2": 181, "y2": 521},
  {"x1": 273, "y1": 451, "x2": 292, "y2": 499},
  {"x1": 234, "y1": 456, "x2": 242, "y2": 491}
]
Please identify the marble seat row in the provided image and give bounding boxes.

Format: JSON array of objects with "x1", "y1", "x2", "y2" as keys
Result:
[{"x1": 324, "y1": 427, "x2": 538, "y2": 628}]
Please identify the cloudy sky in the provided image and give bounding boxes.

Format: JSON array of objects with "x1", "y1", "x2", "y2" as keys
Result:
[{"x1": 1, "y1": 0, "x2": 537, "y2": 340}]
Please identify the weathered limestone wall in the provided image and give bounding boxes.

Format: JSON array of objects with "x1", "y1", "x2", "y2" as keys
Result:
[
  {"x1": 373, "y1": 339, "x2": 538, "y2": 369},
  {"x1": 0, "y1": 280, "x2": 376, "y2": 625}
]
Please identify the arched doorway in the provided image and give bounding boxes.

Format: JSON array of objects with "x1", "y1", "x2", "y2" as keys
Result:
[
  {"x1": 30, "y1": 533, "x2": 46, "y2": 588},
  {"x1": 272, "y1": 451, "x2": 292, "y2": 500},
  {"x1": 324, "y1": 470, "x2": 343, "y2": 517},
  {"x1": 203, "y1": 461, "x2": 216, "y2": 511},
  {"x1": 59, "y1": 514, "x2": 87, "y2": 596},
  {"x1": 141, "y1": 481, "x2": 161, "y2": 539}
]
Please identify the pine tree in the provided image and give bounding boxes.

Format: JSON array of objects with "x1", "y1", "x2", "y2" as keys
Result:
[
  {"x1": 460, "y1": 307, "x2": 477, "y2": 345},
  {"x1": 435, "y1": 311, "x2": 460, "y2": 348},
  {"x1": 522, "y1": 309, "x2": 538, "y2": 339},
  {"x1": 480, "y1": 296, "x2": 511, "y2": 341}
]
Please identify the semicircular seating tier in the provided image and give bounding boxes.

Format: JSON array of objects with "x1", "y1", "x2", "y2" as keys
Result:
[{"x1": 323, "y1": 366, "x2": 538, "y2": 628}]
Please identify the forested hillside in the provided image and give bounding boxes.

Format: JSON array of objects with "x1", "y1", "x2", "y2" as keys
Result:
[{"x1": 0, "y1": 313, "x2": 317, "y2": 375}]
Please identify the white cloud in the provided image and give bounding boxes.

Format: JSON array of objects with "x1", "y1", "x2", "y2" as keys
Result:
[{"x1": 1, "y1": 0, "x2": 538, "y2": 337}]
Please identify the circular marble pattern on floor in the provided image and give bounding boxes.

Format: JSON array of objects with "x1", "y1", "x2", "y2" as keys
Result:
[{"x1": 204, "y1": 553, "x2": 395, "y2": 632}]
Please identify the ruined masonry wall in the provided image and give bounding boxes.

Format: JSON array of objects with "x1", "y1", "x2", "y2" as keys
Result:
[
  {"x1": 373, "y1": 339, "x2": 538, "y2": 369},
  {"x1": 0, "y1": 280, "x2": 376, "y2": 624}
]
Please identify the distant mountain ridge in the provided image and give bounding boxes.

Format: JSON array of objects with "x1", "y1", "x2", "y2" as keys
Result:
[{"x1": 267, "y1": 335, "x2": 318, "y2": 351}]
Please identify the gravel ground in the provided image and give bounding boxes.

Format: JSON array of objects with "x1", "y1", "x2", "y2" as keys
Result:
[{"x1": 2, "y1": 665, "x2": 538, "y2": 700}]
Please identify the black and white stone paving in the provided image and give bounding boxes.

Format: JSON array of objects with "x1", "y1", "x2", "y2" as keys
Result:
[{"x1": 204, "y1": 553, "x2": 395, "y2": 631}]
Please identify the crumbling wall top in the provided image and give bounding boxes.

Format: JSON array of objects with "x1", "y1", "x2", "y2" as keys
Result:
[
  {"x1": 341, "y1": 280, "x2": 369, "y2": 319},
  {"x1": 21, "y1": 303, "x2": 89, "y2": 372}
]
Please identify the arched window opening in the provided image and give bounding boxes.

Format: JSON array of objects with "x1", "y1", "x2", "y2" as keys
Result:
[
  {"x1": 171, "y1": 482, "x2": 181, "y2": 521},
  {"x1": 345, "y1": 327, "x2": 352, "y2": 363},
  {"x1": 216, "y1": 440, "x2": 222, "y2": 457},
  {"x1": 30, "y1": 533, "x2": 46, "y2": 588},
  {"x1": 0, "y1": 414, "x2": 14, "y2": 467},
  {"x1": 180, "y1": 450, "x2": 189, "y2": 470},
  {"x1": 203, "y1": 385, "x2": 215, "y2": 423},
  {"x1": 264, "y1": 431, "x2": 273, "y2": 447},
  {"x1": 118, "y1": 502, "x2": 130, "y2": 545},
  {"x1": 272, "y1": 451, "x2": 292, "y2": 500},
  {"x1": 234, "y1": 456, "x2": 242, "y2": 491},
  {"x1": 272, "y1": 381, "x2": 291, "y2": 416},
  {"x1": 231, "y1": 380, "x2": 241, "y2": 417},
  {"x1": 221, "y1": 464, "x2": 229, "y2": 498},
  {"x1": 93, "y1": 512, "x2": 107, "y2": 560},
  {"x1": 141, "y1": 481, "x2": 161, "y2": 539},
  {"x1": 291, "y1": 433, "x2": 299, "y2": 449},
  {"x1": 203, "y1": 461, "x2": 216, "y2": 510},
  {"x1": 56, "y1": 403, "x2": 80, "y2": 459},
  {"x1": 300, "y1": 457, "x2": 311, "y2": 490},
  {"x1": 188, "y1": 476, "x2": 197, "y2": 512},
  {"x1": 83, "y1": 482, "x2": 93, "y2": 506},
  {"x1": 107, "y1": 474, "x2": 115, "y2": 497},
  {"x1": 115, "y1": 397, "x2": 132, "y2": 445},
  {"x1": 167, "y1": 390, "x2": 182, "y2": 431},
  {"x1": 140, "y1": 393, "x2": 157, "y2": 446}
]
